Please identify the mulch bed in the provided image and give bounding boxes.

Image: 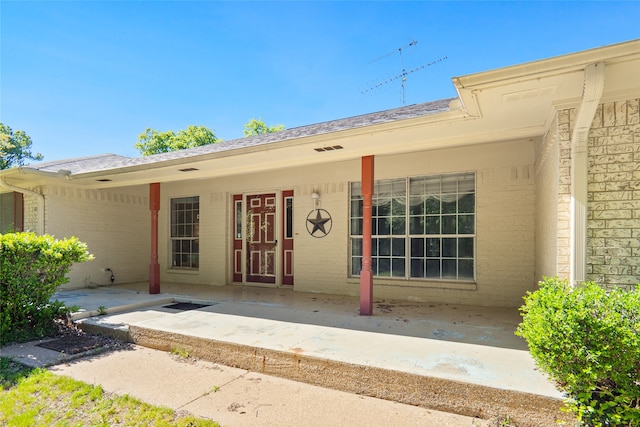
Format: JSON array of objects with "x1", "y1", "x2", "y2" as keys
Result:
[
  {"x1": 36, "y1": 335, "x2": 110, "y2": 355},
  {"x1": 33, "y1": 319, "x2": 130, "y2": 356}
]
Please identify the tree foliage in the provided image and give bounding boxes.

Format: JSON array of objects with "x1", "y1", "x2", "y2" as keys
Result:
[
  {"x1": 243, "y1": 118, "x2": 284, "y2": 137},
  {"x1": 0, "y1": 123, "x2": 44, "y2": 170},
  {"x1": 0, "y1": 232, "x2": 93, "y2": 345},
  {"x1": 516, "y1": 278, "x2": 640, "y2": 426},
  {"x1": 134, "y1": 125, "x2": 220, "y2": 156}
]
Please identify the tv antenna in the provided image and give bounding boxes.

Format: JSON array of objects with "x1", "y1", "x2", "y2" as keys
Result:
[{"x1": 362, "y1": 40, "x2": 447, "y2": 105}]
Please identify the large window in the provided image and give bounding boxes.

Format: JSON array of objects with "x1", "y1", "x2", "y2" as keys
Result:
[
  {"x1": 171, "y1": 196, "x2": 199, "y2": 269},
  {"x1": 350, "y1": 172, "x2": 475, "y2": 281}
]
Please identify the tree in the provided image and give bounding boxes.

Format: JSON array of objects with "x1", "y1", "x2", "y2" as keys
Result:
[
  {"x1": 243, "y1": 118, "x2": 284, "y2": 137},
  {"x1": 0, "y1": 123, "x2": 44, "y2": 170},
  {"x1": 134, "y1": 125, "x2": 220, "y2": 156}
]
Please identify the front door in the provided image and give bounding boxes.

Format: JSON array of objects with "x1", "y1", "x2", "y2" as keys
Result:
[{"x1": 246, "y1": 193, "x2": 277, "y2": 284}]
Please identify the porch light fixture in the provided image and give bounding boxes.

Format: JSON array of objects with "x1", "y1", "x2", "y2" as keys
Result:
[{"x1": 311, "y1": 192, "x2": 320, "y2": 208}]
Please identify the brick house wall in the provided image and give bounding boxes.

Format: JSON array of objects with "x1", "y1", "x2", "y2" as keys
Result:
[
  {"x1": 586, "y1": 99, "x2": 640, "y2": 290},
  {"x1": 545, "y1": 98, "x2": 640, "y2": 290}
]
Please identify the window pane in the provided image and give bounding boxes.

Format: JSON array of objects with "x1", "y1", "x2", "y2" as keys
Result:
[
  {"x1": 426, "y1": 216, "x2": 440, "y2": 234},
  {"x1": 425, "y1": 177, "x2": 440, "y2": 194},
  {"x1": 409, "y1": 197, "x2": 424, "y2": 215},
  {"x1": 425, "y1": 197, "x2": 440, "y2": 214},
  {"x1": 426, "y1": 259, "x2": 440, "y2": 278},
  {"x1": 441, "y1": 176, "x2": 457, "y2": 193},
  {"x1": 376, "y1": 180, "x2": 393, "y2": 197},
  {"x1": 458, "y1": 174, "x2": 475, "y2": 193},
  {"x1": 411, "y1": 258, "x2": 424, "y2": 278},
  {"x1": 391, "y1": 197, "x2": 405, "y2": 216},
  {"x1": 351, "y1": 218, "x2": 362, "y2": 236},
  {"x1": 442, "y1": 216, "x2": 456, "y2": 234},
  {"x1": 458, "y1": 215, "x2": 474, "y2": 234},
  {"x1": 391, "y1": 238, "x2": 405, "y2": 256},
  {"x1": 459, "y1": 259, "x2": 474, "y2": 279},
  {"x1": 409, "y1": 216, "x2": 423, "y2": 234},
  {"x1": 442, "y1": 259, "x2": 457, "y2": 279},
  {"x1": 391, "y1": 216, "x2": 405, "y2": 235},
  {"x1": 351, "y1": 182, "x2": 362, "y2": 197},
  {"x1": 379, "y1": 238, "x2": 391, "y2": 256},
  {"x1": 377, "y1": 217, "x2": 390, "y2": 235},
  {"x1": 352, "y1": 257, "x2": 362, "y2": 275},
  {"x1": 285, "y1": 198, "x2": 293, "y2": 238},
  {"x1": 351, "y1": 199, "x2": 363, "y2": 217},
  {"x1": 411, "y1": 238, "x2": 424, "y2": 257},
  {"x1": 235, "y1": 201, "x2": 242, "y2": 239},
  {"x1": 409, "y1": 177, "x2": 424, "y2": 194},
  {"x1": 378, "y1": 258, "x2": 390, "y2": 277},
  {"x1": 443, "y1": 238, "x2": 457, "y2": 257},
  {"x1": 427, "y1": 238, "x2": 440, "y2": 257},
  {"x1": 458, "y1": 193, "x2": 475, "y2": 213},
  {"x1": 351, "y1": 238, "x2": 362, "y2": 256},
  {"x1": 375, "y1": 201, "x2": 390, "y2": 216},
  {"x1": 459, "y1": 238, "x2": 474, "y2": 258},
  {"x1": 392, "y1": 258, "x2": 405, "y2": 277},
  {"x1": 442, "y1": 200, "x2": 456, "y2": 214}
]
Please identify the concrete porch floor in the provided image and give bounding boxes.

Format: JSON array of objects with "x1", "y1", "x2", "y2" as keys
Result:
[{"x1": 51, "y1": 282, "x2": 568, "y2": 425}]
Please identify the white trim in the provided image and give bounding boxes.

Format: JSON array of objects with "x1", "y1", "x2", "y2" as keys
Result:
[{"x1": 570, "y1": 62, "x2": 606, "y2": 285}]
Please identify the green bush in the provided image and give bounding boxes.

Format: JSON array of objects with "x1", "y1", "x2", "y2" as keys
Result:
[
  {"x1": 516, "y1": 277, "x2": 640, "y2": 426},
  {"x1": 0, "y1": 232, "x2": 93, "y2": 345}
]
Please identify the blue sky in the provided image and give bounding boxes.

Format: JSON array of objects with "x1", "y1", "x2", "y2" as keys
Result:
[{"x1": 1, "y1": 1, "x2": 639, "y2": 162}]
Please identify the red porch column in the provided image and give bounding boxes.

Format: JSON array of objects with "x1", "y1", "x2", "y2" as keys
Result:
[
  {"x1": 149, "y1": 182, "x2": 161, "y2": 294},
  {"x1": 360, "y1": 156, "x2": 374, "y2": 315}
]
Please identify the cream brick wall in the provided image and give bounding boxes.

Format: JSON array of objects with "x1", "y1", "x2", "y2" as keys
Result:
[
  {"x1": 43, "y1": 185, "x2": 150, "y2": 289},
  {"x1": 23, "y1": 191, "x2": 41, "y2": 233},
  {"x1": 157, "y1": 138, "x2": 536, "y2": 307},
  {"x1": 586, "y1": 98, "x2": 640, "y2": 290},
  {"x1": 540, "y1": 98, "x2": 640, "y2": 290}
]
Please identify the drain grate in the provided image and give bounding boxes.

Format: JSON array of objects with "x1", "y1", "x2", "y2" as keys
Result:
[{"x1": 163, "y1": 302, "x2": 211, "y2": 311}]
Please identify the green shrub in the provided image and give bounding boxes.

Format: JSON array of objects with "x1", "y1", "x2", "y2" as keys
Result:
[
  {"x1": 0, "y1": 232, "x2": 93, "y2": 345},
  {"x1": 516, "y1": 277, "x2": 640, "y2": 426}
]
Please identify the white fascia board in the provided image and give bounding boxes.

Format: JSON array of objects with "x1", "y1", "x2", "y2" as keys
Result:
[{"x1": 453, "y1": 39, "x2": 640, "y2": 91}]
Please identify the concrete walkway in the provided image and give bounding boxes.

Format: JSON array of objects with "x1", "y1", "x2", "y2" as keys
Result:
[{"x1": 2, "y1": 283, "x2": 569, "y2": 426}]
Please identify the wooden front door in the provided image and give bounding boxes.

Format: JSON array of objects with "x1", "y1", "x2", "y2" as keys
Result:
[{"x1": 246, "y1": 193, "x2": 277, "y2": 284}]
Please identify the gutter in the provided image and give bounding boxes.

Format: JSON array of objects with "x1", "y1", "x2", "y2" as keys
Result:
[
  {"x1": 571, "y1": 62, "x2": 606, "y2": 285},
  {"x1": 0, "y1": 177, "x2": 45, "y2": 235}
]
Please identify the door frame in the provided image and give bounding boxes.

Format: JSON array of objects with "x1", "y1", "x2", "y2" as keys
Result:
[{"x1": 232, "y1": 190, "x2": 293, "y2": 288}]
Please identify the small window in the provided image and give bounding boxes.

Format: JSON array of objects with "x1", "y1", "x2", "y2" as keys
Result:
[
  {"x1": 285, "y1": 196, "x2": 293, "y2": 238},
  {"x1": 170, "y1": 196, "x2": 199, "y2": 269},
  {"x1": 235, "y1": 200, "x2": 242, "y2": 239}
]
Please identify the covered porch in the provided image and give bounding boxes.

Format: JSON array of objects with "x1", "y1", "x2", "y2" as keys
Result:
[{"x1": 53, "y1": 282, "x2": 569, "y2": 425}]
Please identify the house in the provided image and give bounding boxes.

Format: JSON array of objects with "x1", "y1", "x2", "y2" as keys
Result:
[{"x1": 1, "y1": 39, "x2": 639, "y2": 311}]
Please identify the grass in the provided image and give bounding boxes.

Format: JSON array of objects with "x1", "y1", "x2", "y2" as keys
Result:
[{"x1": 0, "y1": 357, "x2": 219, "y2": 427}]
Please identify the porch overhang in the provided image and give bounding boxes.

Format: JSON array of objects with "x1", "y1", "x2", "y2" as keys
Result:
[{"x1": 1, "y1": 39, "x2": 638, "y2": 191}]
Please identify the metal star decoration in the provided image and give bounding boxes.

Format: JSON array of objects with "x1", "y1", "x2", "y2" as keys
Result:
[{"x1": 306, "y1": 209, "x2": 332, "y2": 237}]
